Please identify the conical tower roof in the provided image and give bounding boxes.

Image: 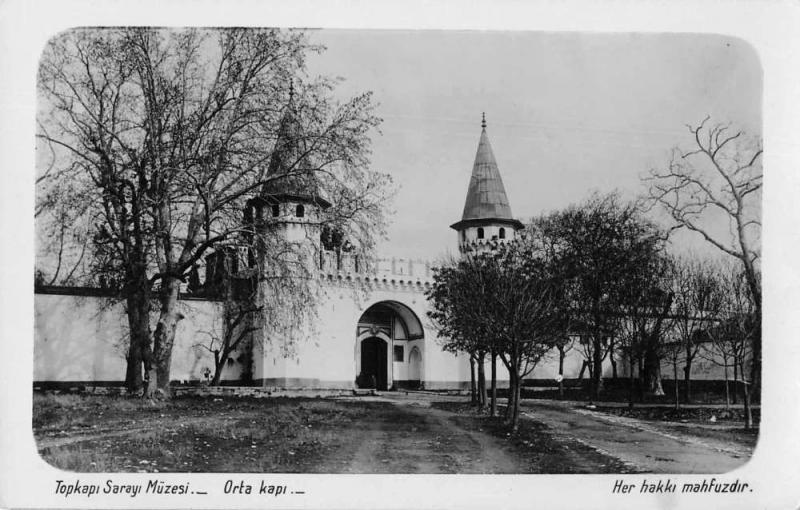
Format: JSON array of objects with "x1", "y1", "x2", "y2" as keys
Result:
[
  {"x1": 260, "y1": 84, "x2": 330, "y2": 209},
  {"x1": 450, "y1": 114, "x2": 523, "y2": 231}
]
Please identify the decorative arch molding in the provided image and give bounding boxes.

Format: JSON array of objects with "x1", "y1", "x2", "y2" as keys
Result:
[
  {"x1": 356, "y1": 329, "x2": 392, "y2": 344},
  {"x1": 358, "y1": 299, "x2": 425, "y2": 340}
]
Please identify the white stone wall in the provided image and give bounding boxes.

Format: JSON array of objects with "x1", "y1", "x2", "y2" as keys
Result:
[
  {"x1": 34, "y1": 289, "x2": 743, "y2": 388},
  {"x1": 252, "y1": 279, "x2": 473, "y2": 389},
  {"x1": 34, "y1": 293, "x2": 244, "y2": 384}
]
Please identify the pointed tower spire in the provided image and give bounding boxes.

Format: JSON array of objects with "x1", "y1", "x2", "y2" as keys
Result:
[
  {"x1": 450, "y1": 114, "x2": 523, "y2": 252},
  {"x1": 454, "y1": 115, "x2": 521, "y2": 225},
  {"x1": 260, "y1": 80, "x2": 330, "y2": 209}
]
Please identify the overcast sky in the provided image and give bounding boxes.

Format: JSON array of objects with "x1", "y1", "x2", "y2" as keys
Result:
[{"x1": 305, "y1": 30, "x2": 762, "y2": 262}]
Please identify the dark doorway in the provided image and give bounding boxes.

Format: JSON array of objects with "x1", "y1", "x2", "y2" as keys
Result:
[{"x1": 358, "y1": 337, "x2": 387, "y2": 390}]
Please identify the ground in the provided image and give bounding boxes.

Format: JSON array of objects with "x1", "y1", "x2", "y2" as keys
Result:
[
  {"x1": 33, "y1": 392, "x2": 756, "y2": 474},
  {"x1": 520, "y1": 400, "x2": 756, "y2": 473}
]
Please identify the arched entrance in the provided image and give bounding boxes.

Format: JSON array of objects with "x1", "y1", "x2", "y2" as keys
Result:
[
  {"x1": 359, "y1": 337, "x2": 388, "y2": 390},
  {"x1": 356, "y1": 301, "x2": 425, "y2": 390}
]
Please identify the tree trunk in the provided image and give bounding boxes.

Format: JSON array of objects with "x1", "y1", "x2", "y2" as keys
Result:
[
  {"x1": 210, "y1": 349, "x2": 224, "y2": 386},
  {"x1": 505, "y1": 370, "x2": 515, "y2": 425},
  {"x1": 637, "y1": 355, "x2": 645, "y2": 402},
  {"x1": 739, "y1": 252, "x2": 761, "y2": 398},
  {"x1": 477, "y1": 352, "x2": 487, "y2": 410},
  {"x1": 683, "y1": 361, "x2": 692, "y2": 404},
  {"x1": 732, "y1": 360, "x2": 739, "y2": 405},
  {"x1": 505, "y1": 360, "x2": 516, "y2": 422},
  {"x1": 577, "y1": 359, "x2": 588, "y2": 380},
  {"x1": 723, "y1": 359, "x2": 730, "y2": 410},
  {"x1": 628, "y1": 356, "x2": 636, "y2": 408},
  {"x1": 643, "y1": 339, "x2": 664, "y2": 396},
  {"x1": 510, "y1": 371, "x2": 522, "y2": 432},
  {"x1": 124, "y1": 271, "x2": 151, "y2": 395},
  {"x1": 490, "y1": 350, "x2": 497, "y2": 417},
  {"x1": 741, "y1": 370, "x2": 753, "y2": 430},
  {"x1": 592, "y1": 336, "x2": 603, "y2": 401},
  {"x1": 749, "y1": 313, "x2": 761, "y2": 400},
  {"x1": 124, "y1": 292, "x2": 147, "y2": 393},
  {"x1": 469, "y1": 355, "x2": 477, "y2": 405},
  {"x1": 124, "y1": 349, "x2": 141, "y2": 392},
  {"x1": 124, "y1": 328, "x2": 142, "y2": 393},
  {"x1": 151, "y1": 277, "x2": 184, "y2": 397},
  {"x1": 673, "y1": 359, "x2": 680, "y2": 410},
  {"x1": 609, "y1": 340, "x2": 617, "y2": 379},
  {"x1": 141, "y1": 337, "x2": 157, "y2": 398},
  {"x1": 558, "y1": 347, "x2": 565, "y2": 400}
]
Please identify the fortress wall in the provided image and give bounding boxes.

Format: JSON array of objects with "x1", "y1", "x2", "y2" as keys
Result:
[
  {"x1": 254, "y1": 286, "x2": 359, "y2": 388},
  {"x1": 34, "y1": 292, "x2": 242, "y2": 385},
  {"x1": 35, "y1": 293, "x2": 128, "y2": 383},
  {"x1": 34, "y1": 289, "x2": 739, "y2": 390},
  {"x1": 524, "y1": 344, "x2": 736, "y2": 382},
  {"x1": 257, "y1": 281, "x2": 477, "y2": 390}
]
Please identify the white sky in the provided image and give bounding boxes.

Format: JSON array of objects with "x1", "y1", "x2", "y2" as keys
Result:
[{"x1": 305, "y1": 30, "x2": 762, "y2": 261}]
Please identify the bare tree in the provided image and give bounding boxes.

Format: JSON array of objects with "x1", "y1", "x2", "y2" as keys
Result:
[
  {"x1": 197, "y1": 301, "x2": 260, "y2": 386},
  {"x1": 622, "y1": 255, "x2": 675, "y2": 398},
  {"x1": 37, "y1": 28, "x2": 391, "y2": 397},
  {"x1": 670, "y1": 255, "x2": 725, "y2": 403},
  {"x1": 700, "y1": 262, "x2": 757, "y2": 428},
  {"x1": 645, "y1": 117, "x2": 762, "y2": 391}
]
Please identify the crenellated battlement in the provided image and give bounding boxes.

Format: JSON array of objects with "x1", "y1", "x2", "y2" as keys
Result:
[{"x1": 319, "y1": 251, "x2": 435, "y2": 290}]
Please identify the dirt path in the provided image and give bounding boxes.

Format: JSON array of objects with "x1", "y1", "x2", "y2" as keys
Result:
[
  {"x1": 35, "y1": 415, "x2": 217, "y2": 449},
  {"x1": 521, "y1": 400, "x2": 752, "y2": 473},
  {"x1": 329, "y1": 397, "x2": 522, "y2": 473},
  {"x1": 35, "y1": 393, "x2": 753, "y2": 474}
]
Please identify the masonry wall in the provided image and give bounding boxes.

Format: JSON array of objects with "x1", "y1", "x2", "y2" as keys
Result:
[
  {"x1": 252, "y1": 278, "x2": 475, "y2": 389},
  {"x1": 34, "y1": 292, "x2": 244, "y2": 385},
  {"x1": 34, "y1": 289, "x2": 739, "y2": 389}
]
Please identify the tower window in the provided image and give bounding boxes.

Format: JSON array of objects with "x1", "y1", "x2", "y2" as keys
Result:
[
  {"x1": 393, "y1": 345, "x2": 404, "y2": 362},
  {"x1": 295, "y1": 204, "x2": 305, "y2": 217},
  {"x1": 499, "y1": 227, "x2": 506, "y2": 239},
  {"x1": 271, "y1": 204, "x2": 280, "y2": 217},
  {"x1": 477, "y1": 227, "x2": 484, "y2": 239}
]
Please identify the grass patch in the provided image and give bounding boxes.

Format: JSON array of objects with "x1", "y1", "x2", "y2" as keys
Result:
[{"x1": 34, "y1": 394, "x2": 401, "y2": 472}]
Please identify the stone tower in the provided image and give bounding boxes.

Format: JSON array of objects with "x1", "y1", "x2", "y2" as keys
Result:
[
  {"x1": 244, "y1": 85, "x2": 331, "y2": 385},
  {"x1": 450, "y1": 114, "x2": 523, "y2": 253},
  {"x1": 244, "y1": 85, "x2": 331, "y2": 273}
]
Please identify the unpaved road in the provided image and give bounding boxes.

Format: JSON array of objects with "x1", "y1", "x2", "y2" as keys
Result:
[
  {"x1": 320, "y1": 394, "x2": 632, "y2": 473},
  {"x1": 521, "y1": 399, "x2": 754, "y2": 473},
  {"x1": 35, "y1": 393, "x2": 755, "y2": 473},
  {"x1": 324, "y1": 394, "x2": 754, "y2": 474},
  {"x1": 327, "y1": 399, "x2": 521, "y2": 473}
]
